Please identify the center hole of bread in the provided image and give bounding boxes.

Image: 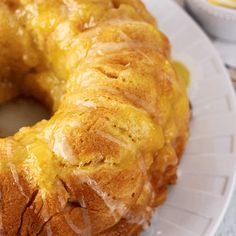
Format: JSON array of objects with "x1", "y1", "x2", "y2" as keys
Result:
[{"x1": 0, "y1": 97, "x2": 50, "y2": 138}]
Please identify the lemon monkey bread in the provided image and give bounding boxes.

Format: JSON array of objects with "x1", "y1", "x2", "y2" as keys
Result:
[{"x1": 0, "y1": 0, "x2": 190, "y2": 235}]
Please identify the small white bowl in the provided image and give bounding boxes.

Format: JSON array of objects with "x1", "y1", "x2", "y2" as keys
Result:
[{"x1": 186, "y1": 0, "x2": 236, "y2": 42}]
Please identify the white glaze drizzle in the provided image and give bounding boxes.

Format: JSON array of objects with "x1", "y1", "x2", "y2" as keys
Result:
[
  {"x1": 96, "y1": 130, "x2": 133, "y2": 151},
  {"x1": 137, "y1": 153, "x2": 155, "y2": 200},
  {"x1": 64, "y1": 210, "x2": 92, "y2": 236},
  {"x1": 90, "y1": 42, "x2": 158, "y2": 61},
  {"x1": 93, "y1": 41, "x2": 155, "y2": 65},
  {"x1": 81, "y1": 85, "x2": 119, "y2": 95},
  {"x1": 7, "y1": 163, "x2": 29, "y2": 201},
  {"x1": 89, "y1": 42, "x2": 130, "y2": 54},
  {"x1": 126, "y1": 153, "x2": 155, "y2": 227},
  {"x1": 63, "y1": 0, "x2": 84, "y2": 15},
  {"x1": 78, "y1": 174, "x2": 127, "y2": 221},
  {"x1": 104, "y1": 19, "x2": 151, "y2": 28},
  {"x1": 64, "y1": 214, "x2": 84, "y2": 235},
  {"x1": 125, "y1": 187, "x2": 154, "y2": 228},
  {"x1": 123, "y1": 91, "x2": 159, "y2": 122},
  {"x1": 126, "y1": 206, "x2": 152, "y2": 229},
  {"x1": 57, "y1": 181, "x2": 92, "y2": 236},
  {"x1": 41, "y1": 198, "x2": 53, "y2": 236},
  {"x1": 57, "y1": 194, "x2": 67, "y2": 210},
  {"x1": 79, "y1": 194, "x2": 92, "y2": 236},
  {"x1": 136, "y1": 49, "x2": 155, "y2": 65},
  {"x1": 81, "y1": 129, "x2": 155, "y2": 227},
  {"x1": 79, "y1": 84, "x2": 160, "y2": 123},
  {"x1": 83, "y1": 16, "x2": 96, "y2": 30},
  {"x1": 75, "y1": 100, "x2": 97, "y2": 109},
  {"x1": 53, "y1": 134, "x2": 75, "y2": 163},
  {"x1": 77, "y1": 160, "x2": 154, "y2": 229},
  {"x1": 51, "y1": 121, "x2": 80, "y2": 164},
  {"x1": 46, "y1": 224, "x2": 53, "y2": 236}
]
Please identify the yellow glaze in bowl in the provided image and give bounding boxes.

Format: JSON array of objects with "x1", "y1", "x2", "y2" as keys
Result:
[{"x1": 209, "y1": 0, "x2": 236, "y2": 9}]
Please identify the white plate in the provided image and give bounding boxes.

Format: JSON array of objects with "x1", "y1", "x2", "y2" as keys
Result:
[
  {"x1": 0, "y1": 1, "x2": 235, "y2": 235},
  {"x1": 142, "y1": 0, "x2": 236, "y2": 236}
]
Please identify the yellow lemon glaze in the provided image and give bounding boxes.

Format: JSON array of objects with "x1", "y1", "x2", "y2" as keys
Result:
[
  {"x1": 172, "y1": 61, "x2": 190, "y2": 87},
  {"x1": 208, "y1": 0, "x2": 236, "y2": 8},
  {"x1": 0, "y1": 1, "x2": 190, "y2": 235}
]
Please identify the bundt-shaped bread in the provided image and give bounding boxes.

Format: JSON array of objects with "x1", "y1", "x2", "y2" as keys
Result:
[{"x1": 0, "y1": 0, "x2": 190, "y2": 235}]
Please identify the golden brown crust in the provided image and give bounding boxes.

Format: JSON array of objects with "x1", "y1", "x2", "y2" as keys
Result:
[{"x1": 0, "y1": 0, "x2": 190, "y2": 235}]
